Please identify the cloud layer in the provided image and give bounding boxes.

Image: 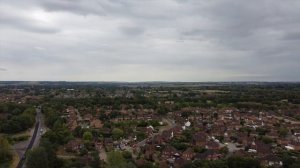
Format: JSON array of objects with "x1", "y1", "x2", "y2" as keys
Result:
[{"x1": 0, "y1": 0, "x2": 299, "y2": 81}]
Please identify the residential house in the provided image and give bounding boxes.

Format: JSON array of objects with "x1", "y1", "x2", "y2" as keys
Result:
[
  {"x1": 260, "y1": 154, "x2": 282, "y2": 167},
  {"x1": 193, "y1": 132, "x2": 207, "y2": 146},
  {"x1": 65, "y1": 139, "x2": 82, "y2": 153},
  {"x1": 161, "y1": 130, "x2": 173, "y2": 142},
  {"x1": 90, "y1": 119, "x2": 103, "y2": 129},
  {"x1": 152, "y1": 135, "x2": 163, "y2": 145},
  {"x1": 182, "y1": 148, "x2": 195, "y2": 161},
  {"x1": 104, "y1": 138, "x2": 113, "y2": 150},
  {"x1": 250, "y1": 140, "x2": 272, "y2": 156},
  {"x1": 206, "y1": 140, "x2": 220, "y2": 150},
  {"x1": 194, "y1": 150, "x2": 222, "y2": 160},
  {"x1": 289, "y1": 141, "x2": 300, "y2": 150},
  {"x1": 161, "y1": 146, "x2": 178, "y2": 160}
]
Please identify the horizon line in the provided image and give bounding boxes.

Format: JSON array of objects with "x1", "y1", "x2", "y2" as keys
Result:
[{"x1": 1, "y1": 80, "x2": 300, "y2": 83}]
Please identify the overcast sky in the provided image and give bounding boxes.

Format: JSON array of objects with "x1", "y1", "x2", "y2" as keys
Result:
[{"x1": 0, "y1": 0, "x2": 300, "y2": 81}]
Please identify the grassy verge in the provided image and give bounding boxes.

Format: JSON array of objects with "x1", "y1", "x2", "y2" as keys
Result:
[
  {"x1": 9, "y1": 150, "x2": 19, "y2": 168},
  {"x1": 5, "y1": 129, "x2": 31, "y2": 144}
]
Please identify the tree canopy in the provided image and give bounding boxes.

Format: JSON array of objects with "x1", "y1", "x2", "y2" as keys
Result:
[
  {"x1": 111, "y1": 128, "x2": 124, "y2": 140},
  {"x1": 26, "y1": 147, "x2": 49, "y2": 168}
]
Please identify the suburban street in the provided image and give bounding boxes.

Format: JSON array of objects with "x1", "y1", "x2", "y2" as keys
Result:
[
  {"x1": 14, "y1": 106, "x2": 44, "y2": 168},
  {"x1": 32, "y1": 107, "x2": 45, "y2": 147}
]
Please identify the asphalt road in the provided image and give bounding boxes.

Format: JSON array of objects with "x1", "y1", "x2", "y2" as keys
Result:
[
  {"x1": 16, "y1": 106, "x2": 43, "y2": 168},
  {"x1": 32, "y1": 107, "x2": 44, "y2": 147}
]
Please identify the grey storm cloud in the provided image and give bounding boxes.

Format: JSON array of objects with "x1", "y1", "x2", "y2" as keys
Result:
[
  {"x1": 0, "y1": 67, "x2": 7, "y2": 71},
  {"x1": 0, "y1": 0, "x2": 300, "y2": 81},
  {"x1": 38, "y1": 0, "x2": 106, "y2": 16},
  {"x1": 282, "y1": 32, "x2": 300, "y2": 41},
  {"x1": 120, "y1": 26, "x2": 145, "y2": 36}
]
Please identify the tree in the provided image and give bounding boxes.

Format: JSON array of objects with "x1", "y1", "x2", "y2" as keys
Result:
[
  {"x1": 39, "y1": 138, "x2": 63, "y2": 168},
  {"x1": 122, "y1": 151, "x2": 132, "y2": 161},
  {"x1": 43, "y1": 107, "x2": 60, "y2": 128},
  {"x1": 0, "y1": 136, "x2": 12, "y2": 166},
  {"x1": 0, "y1": 107, "x2": 35, "y2": 134},
  {"x1": 261, "y1": 136, "x2": 273, "y2": 144},
  {"x1": 290, "y1": 160, "x2": 300, "y2": 168},
  {"x1": 107, "y1": 151, "x2": 127, "y2": 168},
  {"x1": 90, "y1": 151, "x2": 101, "y2": 168},
  {"x1": 227, "y1": 156, "x2": 260, "y2": 168},
  {"x1": 240, "y1": 119, "x2": 245, "y2": 126},
  {"x1": 136, "y1": 132, "x2": 146, "y2": 141},
  {"x1": 157, "y1": 106, "x2": 168, "y2": 115},
  {"x1": 83, "y1": 131, "x2": 93, "y2": 141},
  {"x1": 181, "y1": 112, "x2": 192, "y2": 118},
  {"x1": 185, "y1": 159, "x2": 231, "y2": 168},
  {"x1": 26, "y1": 147, "x2": 49, "y2": 168},
  {"x1": 112, "y1": 128, "x2": 124, "y2": 140},
  {"x1": 209, "y1": 159, "x2": 228, "y2": 168},
  {"x1": 74, "y1": 126, "x2": 83, "y2": 138},
  {"x1": 256, "y1": 127, "x2": 269, "y2": 136},
  {"x1": 43, "y1": 123, "x2": 73, "y2": 145},
  {"x1": 181, "y1": 161, "x2": 193, "y2": 168},
  {"x1": 219, "y1": 146, "x2": 229, "y2": 155},
  {"x1": 281, "y1": 150, "x2": 300, "y2": 168},
  {"x1": 193, "y1": 146, "x2": 206, "y2": 153},
  {"x1": 278, "y1": 127, "x2": 289, "y2": 137},
  {"x1": 213, "y1": 112, "x2": 219, "y2": 120}
]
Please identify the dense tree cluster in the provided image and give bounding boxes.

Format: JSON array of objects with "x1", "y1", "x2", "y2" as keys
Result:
[
  {"x1": 0, "y1": 104, "x2": 35, "y2": 134},
  {"x1": 37, "y1": 83, "x2": 300, "y2": 120},
  {"x1": 42, "y1": 120, "x2": 73, "y2": 146}
]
